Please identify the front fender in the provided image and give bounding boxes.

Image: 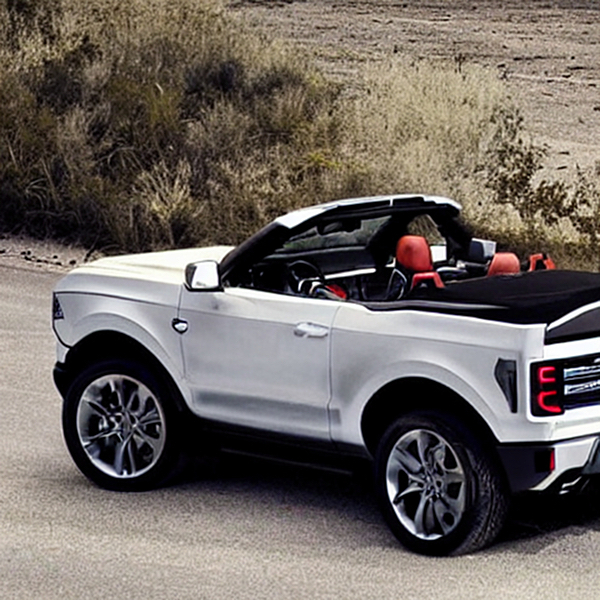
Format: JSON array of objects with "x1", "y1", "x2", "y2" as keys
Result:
[{"x1": 54, "y1": 292, "x2": 192, "y2": 409}]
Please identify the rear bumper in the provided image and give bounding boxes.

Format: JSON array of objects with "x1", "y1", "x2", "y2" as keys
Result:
[{"x1": 498, "y1": 436, "x2": 600, "y2": 493}]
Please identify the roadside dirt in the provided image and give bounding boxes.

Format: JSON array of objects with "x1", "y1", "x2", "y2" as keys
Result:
[
  {"x1": 230, "y1": 0, "x2": 600, "y2": 181},
  {"x1": 0, "y1": 234, "x2": 89, "y2": 272}
]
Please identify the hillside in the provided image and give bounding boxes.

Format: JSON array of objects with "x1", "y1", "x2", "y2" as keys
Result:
[{"x1": 231, "y1": 0, "x2": 600, "y2": 180}]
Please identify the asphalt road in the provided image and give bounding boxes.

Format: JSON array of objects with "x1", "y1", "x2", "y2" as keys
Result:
[{"x1": 3, "y1": 261, "x2": 600, "y2": 600}]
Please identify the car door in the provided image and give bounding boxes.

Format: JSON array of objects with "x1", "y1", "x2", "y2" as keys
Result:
[{"x1": 178, "y1": 285, "x2": 342, "y2": 440}]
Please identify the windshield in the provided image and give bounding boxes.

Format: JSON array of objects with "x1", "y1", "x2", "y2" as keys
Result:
[{"x1": 277, "y1": 216, "x2": 390, "y2": 253}]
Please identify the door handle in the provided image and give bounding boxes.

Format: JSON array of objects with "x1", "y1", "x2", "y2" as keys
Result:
[{"x1": 294, "y1": 322, "x2": 329, "y2": 338}]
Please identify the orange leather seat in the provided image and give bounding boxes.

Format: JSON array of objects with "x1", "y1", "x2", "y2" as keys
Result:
[
  {"x1": 528, "y1": 253, "x2": 556, "y2": 271},
  {"x1": 395, "y1": 235, "x2": 444, "y2": 292},
  {"x1": 396, "y1": 235, "x2": 434, "y2": 272},
  {"x1": 487, "y1": 252, "x2": 521, "y2": 276}
]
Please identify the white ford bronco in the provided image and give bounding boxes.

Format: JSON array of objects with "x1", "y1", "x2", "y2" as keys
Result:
[{"x1": 52, "y1": 195, "x2": 600, "y2": 555}]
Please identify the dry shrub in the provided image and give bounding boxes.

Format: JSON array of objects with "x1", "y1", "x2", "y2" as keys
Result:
[
  {"x1": 479, "y1": 104, "x2": 600, "y2": 269},
  {"x1": 0, "y1": 0, "x2": 344, "y2": 251},
  {"x1": 342, "y1": 59, "x2": 507, "y2": 199},
  {"x1": 1, "y1": 0, "x2": 599, "y2": 266}
]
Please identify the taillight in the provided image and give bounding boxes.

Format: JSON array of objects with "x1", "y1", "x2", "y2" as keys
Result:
[{"x1": 531, "y1": 362, "x2": 564, "y2": 416}]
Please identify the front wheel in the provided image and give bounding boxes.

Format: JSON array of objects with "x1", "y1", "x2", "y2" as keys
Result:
[
  {"x1": 375, "y1": 411, "x2": 509, "y2": 555},
  {"x1": 62, "y1": 359, "x2": 184, "y2": 491}
]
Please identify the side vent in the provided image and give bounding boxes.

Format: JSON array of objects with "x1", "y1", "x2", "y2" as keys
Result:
[{"x1": 495, "y1": 359, "x2": 517, "y2": 413}]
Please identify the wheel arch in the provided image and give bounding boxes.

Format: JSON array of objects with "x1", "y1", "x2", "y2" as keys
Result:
[
  {"x1": 55, "y1": 330, "x2": 190, "y2": 414},
  {"x1": 360, "y1": 377, "x2": 502, "y2": 464}
]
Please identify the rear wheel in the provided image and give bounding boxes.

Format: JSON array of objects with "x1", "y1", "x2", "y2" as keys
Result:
[
  {"x1": 375, "y1": 411, "x2": 508, "y2": 555},
  {"x1": 63, "y1": 359, "x2": 185, "y2": 491}
]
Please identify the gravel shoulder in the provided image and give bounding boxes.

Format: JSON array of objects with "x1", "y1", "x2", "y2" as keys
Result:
[{"x1": 0, "y1": 235, "x2": 90, "y2": 273}]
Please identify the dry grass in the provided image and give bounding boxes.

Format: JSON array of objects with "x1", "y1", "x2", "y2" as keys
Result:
[
  {"x1": 341, "y1": 59, "x2": 507, "y2": 199},
  {"x1": 0, "y1": 0, "x2": 599, "y2": 265}
]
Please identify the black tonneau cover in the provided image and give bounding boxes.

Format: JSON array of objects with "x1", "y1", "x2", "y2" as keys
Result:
[{"x1": 364, "y1": 270, "x2": 600, "y2": 341}]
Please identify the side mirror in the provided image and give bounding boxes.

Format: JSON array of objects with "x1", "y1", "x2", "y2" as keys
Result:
[{"x1": 185, "y1": 260, "x2": 222, "y2": 291}]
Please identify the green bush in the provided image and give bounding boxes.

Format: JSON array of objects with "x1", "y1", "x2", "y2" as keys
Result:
[{"x1": 481, "y1": 105, "x2": 600, "y2": 269}]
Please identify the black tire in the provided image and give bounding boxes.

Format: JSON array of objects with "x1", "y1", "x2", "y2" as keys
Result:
[
  {"x1": 62, "y1": 358, "x2": 185, "y2": 491},
  {"x1": 375, "y1": 411, "x2": 509, "y2": 555}
]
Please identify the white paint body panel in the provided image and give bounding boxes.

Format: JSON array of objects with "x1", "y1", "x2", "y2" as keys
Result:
[
  {"x1": 51, "y1": 201, "x2": 600, "y2": 492},
  {"x1": 55, "y1": 250, "x2": 600, "y2": 448},
  {"x1": 53, "y1": 247, "x2": 234, "y2": 408},
  {"x1": 329, "y1": 302, "x2": 549, "y2": 445},
  {"x1": 179, "y1": 287, "x2": 341, "y2": 438}
]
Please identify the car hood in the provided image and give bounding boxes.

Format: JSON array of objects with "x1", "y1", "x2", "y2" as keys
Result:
[
  {"x1": 54, "y1": 246, "x2": 234, "y2": 300},
  {"x1": 75, "y1": 246, "x2": 232, "y2": 281}
]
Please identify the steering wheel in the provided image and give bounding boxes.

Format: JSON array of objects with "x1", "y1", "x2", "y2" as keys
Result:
[{"x1": 286, "y1": 260, "x2": 326, "y2": 295}]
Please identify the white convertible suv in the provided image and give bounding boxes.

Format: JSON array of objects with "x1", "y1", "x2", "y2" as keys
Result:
[{"x1": 52, "y1": 195, "x2": 600, "y2": 555}]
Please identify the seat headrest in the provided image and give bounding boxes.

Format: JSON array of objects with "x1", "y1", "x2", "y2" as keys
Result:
[
  {"x1": 487, "y1": 252, "x2": 521, "y2": 276},
  {"x1": 396, "y1": 235, "x2": 433, "y2": 273}
]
